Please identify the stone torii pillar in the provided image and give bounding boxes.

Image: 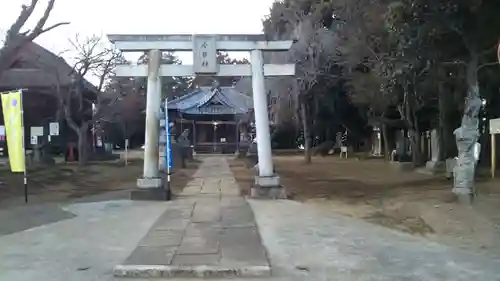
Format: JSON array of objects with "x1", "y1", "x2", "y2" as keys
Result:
[{"x1": 108, "y1": 34, "x2": 295, "y2": 200}]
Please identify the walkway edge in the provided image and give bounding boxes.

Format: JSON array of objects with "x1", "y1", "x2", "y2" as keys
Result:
[{"x1": 113, "y1": 264, "x2": 271, "y2": 278}]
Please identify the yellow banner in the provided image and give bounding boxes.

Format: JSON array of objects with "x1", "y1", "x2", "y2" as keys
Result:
[{"x1": 1, "y1": 91, "x2": 25, "y2": 172}]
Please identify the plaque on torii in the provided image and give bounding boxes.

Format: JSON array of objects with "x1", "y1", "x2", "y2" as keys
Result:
[{"x1": 192, "y1": 35, "x2": 218, "y2": 75}]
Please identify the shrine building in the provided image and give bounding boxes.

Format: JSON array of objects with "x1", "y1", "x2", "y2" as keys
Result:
[{"x1": 167, "y1": 85, "x2": 253, "y2": 154}]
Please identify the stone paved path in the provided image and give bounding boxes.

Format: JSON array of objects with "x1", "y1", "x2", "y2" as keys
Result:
[{"x1": 114, "y1": 156, "x2": 270, "y2": 279}]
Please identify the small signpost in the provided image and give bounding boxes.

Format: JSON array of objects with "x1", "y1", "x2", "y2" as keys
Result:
[{"x1": 490, "y1": 118, "x2": 500, "y2": 178}]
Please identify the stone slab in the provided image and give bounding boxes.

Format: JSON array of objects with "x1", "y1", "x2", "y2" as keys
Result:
[
  {"x1": 153, "y1": 217, "x2": 190, "y2": 231},
  {"x1": 177, "y1": 224, "x2": 220, "y2": 255},
  {"x1": 139, "y1": 229, "x2": 184, "y2": 247},
  {"x1": 113, "y1": 264, "x2": 271, "y2": 278},
  {"x1": 172, "y1": 254, "x2": 220, "y2": 265},
  {"x1": 220, "y1": 227, "x2": 269, "y2": 266},
  {"x1": 220, "y1": 196, "x2": 246, "y2": 208},
  {"x1": 155, "y1": 205, "x2": 194, "y2": 220},
  {"x1": 200, "y1": 185, "x2": 221, "y2": 194},
  {"x1": 182, "y1": 185, "x2": 202, "y2": 195},
  {"x1": 220, "y1": 185, "x2": 241, "y2": 196},
  {"x1": 123, "y1": 246, "x2": 176, "y2": 265},
  {"x1": 221, "y1": 204, "x2": 256, "y2": 228},
  {"x1": 192, "y1": 203, "x2": 221, "y2": 223}
]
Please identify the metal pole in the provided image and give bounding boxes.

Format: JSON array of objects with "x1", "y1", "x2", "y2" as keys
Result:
[
  {"x1": 164, "y1": 99, "x2": 172, "y2": 185},
  {"x1": 19, "y1": 90, "x2": 28, "y2": 203}
]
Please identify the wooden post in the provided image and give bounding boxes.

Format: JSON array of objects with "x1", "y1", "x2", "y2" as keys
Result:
[
  {"x1": 193, "y1": 120, "x2": 197, "y2": 151},
  {"x1": 490, "y1": 118, "x2": 500, "y2": 179},
  {"x1": 492, "y1": 133, "x2": 496, "y2": 179},
  {"x1": 125, "y1": 138, "x2": 129, "y2": 166},
  {"x1": 235, "y1": 122, "x2": 239, "y2": 154}
]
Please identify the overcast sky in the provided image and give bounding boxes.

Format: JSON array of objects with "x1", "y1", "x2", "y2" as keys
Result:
[{"x1": 1, "y1": 0, "x2": 274, "y2": 65}]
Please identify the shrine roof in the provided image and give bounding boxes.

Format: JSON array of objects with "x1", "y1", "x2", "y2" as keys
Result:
[
  {"x1": 167, "y1": 86, "x2": 253, "y2": 115},
  {"x1": 0, "y1": 41, "x2": 98, "y2": 93}
]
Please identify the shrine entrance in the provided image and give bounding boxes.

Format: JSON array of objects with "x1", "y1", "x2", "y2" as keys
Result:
[
  {"x1": 107, "y1": 33, "x2": 295, "y2": 197},
  {"x1": 168, "y1": 86, "x2": 253, "y2": 153}
]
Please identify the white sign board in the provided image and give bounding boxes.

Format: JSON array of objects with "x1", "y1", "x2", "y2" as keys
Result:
[
  {"x1": 49, "y1": 122, "x2": 59, "y2": 136},
  {"x1": 96, "y1": 136, "x2": 103, "y2": 147},
  {"x1": 30, "y1": 126, "x2": 44, "y2": 137},
  {"x1": 0, "y1": 126, "x2": 5, "y2": 136},
  {"x1": 490, "y1": 118, "x2": 500, "y2": 134},
  {"x1": 192, "y1": 35, "x2": 218, "y2": 74}
]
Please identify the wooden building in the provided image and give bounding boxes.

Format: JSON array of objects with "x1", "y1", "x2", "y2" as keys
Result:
[
  {"x1": 167, "y1": 86, "x2": 253, "y2": 154},
  {"x1": 0, "y1": 41, "x2": 98, "y2": 157}
]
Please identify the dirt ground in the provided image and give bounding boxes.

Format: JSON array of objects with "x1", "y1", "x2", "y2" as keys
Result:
[
  {"x1": 0, "y1": 158, "x2": 199, "y2": 207},
  {"x1": 230, "y1": 155, "x2": 500, "y2": 258}
]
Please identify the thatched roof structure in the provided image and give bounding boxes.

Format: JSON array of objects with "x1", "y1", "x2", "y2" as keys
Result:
[{"x1": 0, "y1": 41, "x2": 97, "y2": 93}]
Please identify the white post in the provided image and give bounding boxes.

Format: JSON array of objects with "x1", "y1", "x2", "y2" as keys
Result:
[
  {"x1": 142, "y1": 49, "x2": 161, "y2": 180},
  {"x1": 250, "y1": 50, "x2": 274, "y2": 178},
  {"x1": 125, "y1": 138, "x2": 129, "y2": 166}
]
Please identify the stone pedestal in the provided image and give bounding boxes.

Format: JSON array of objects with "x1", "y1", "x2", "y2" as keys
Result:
[
  {"x1": 131, "y1": 178, "x2": 170, "y2": 201},
  {"x1": 250, "y1": 175, "x2": 286, "y2": 199}
]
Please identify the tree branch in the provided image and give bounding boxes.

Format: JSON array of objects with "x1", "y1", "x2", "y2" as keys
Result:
[{"x1": 27, "y1": 0, "x2": 70, "y2": 40}]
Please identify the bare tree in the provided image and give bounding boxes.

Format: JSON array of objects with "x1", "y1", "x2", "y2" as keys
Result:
[
  {"x1": 0, "y1": 0, "x2": 69, "y2": 79},
  {"x1": 287, "y1": 17, "x2": 338, "y2": 163},
  {"x1": 107, "y1": 77, "x2": 145, "y2": 142},
  {"x1": 53, "y1": 34, "x2": 121, "y2": 165}
]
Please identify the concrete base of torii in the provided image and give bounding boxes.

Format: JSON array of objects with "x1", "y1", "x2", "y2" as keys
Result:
[
  {"x1": 250, "y1": 175, "x2": 287, "y2": 199},
  {"x1": 130, "y1": 178, "x2": 170, "y2": 201}
]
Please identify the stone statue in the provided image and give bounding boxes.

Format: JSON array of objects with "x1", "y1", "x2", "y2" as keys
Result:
[
  {"x1": 453, "y1": 84, "x2": 482, "y2": 203},
  {"x1": 178, "y1": 129, "x2": 190, "y2": 146},
  {"x1": 236, "y1": 111, "x2": 254, "y2": 157},
  {"x1": 177, "y1": 128, "x2": 192, "y2": 162}
]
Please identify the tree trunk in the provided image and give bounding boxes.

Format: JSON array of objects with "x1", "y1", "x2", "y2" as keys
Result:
[
  {"x1": 301, "y1": 103, "x2": 312, "y2": 164},
  {"x1": 453, "y1": 53, "x2": 482, "y2": 202},
  {"x1": 77, "y1": 124, "x2": 90, "y2": 165},
  {"x1": 382, "y1": 123, "x2": 390, "y2": 161},
  {"x1": 399, "y1": 83, "x2": 423, "y2": 166},
  {"x1": 408, "y1": 129, "x2": 423, "y2": 166},
  {"x1": 438, "y1": 80, "x2": 447, "y2": 161},
  {"x1": 438, "y1": 69, "x2": 457, "y2": 160}
]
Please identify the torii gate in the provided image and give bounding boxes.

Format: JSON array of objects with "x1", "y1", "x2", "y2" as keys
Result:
[{"x1": 107, "y1": 34, "x2": 295, "y2": 200}]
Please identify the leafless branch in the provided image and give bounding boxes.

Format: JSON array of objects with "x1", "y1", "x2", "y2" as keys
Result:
[{"x1": 0, "y1": 0, "x2": 69, "y2": 78}]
